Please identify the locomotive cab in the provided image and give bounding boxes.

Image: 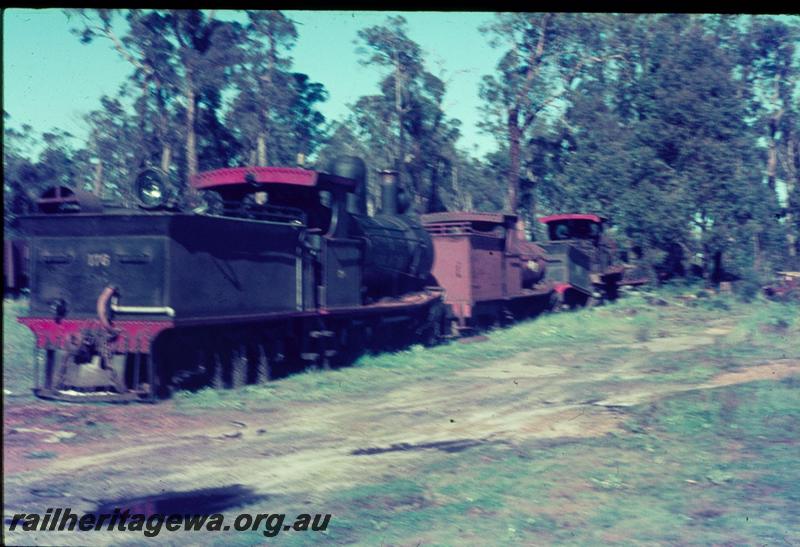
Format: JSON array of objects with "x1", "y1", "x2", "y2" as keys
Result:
[
  {"x1": 544, "y1": 215, "x2": 604, "y2": 244},
  {"x1": 538, "y1": 213, "x2": 626, "y2": 304},
  {"x1": 192, "y1": 165, "x2": 366, "y2": 308}
]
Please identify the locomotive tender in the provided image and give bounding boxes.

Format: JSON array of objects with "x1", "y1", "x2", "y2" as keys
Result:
[
  {"x1": 16, "y1": 157, "x2": 636, "y2": 402},
  {"x1": 18, "y1": 158, "x2": 444, "y2": 402}
]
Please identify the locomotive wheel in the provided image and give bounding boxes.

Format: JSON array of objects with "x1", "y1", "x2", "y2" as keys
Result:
[
  {"x1": 499, "y1": 306, "x2": 515, "y2": 328},
  {"x1": 549, "y1": 291, "x2": 565, "y2": 312},
  {"x1": 427, "y1": 316, "x2": 443, "y2": 347},
  {"x1": 212, "y1": 349, "x2": 226, "y2": 390},
  {"x1": 422, "y1": 303, "x2": 446, "y2": 347},
  {"x1": 231, "y1": 346, "x2": 249, "y2": 388},
  {"x1": 213, "y1": 345, "x2": 247, "y2": 389},
  {"x1": 189, "y1": 346, "x2": 216, "y2": 391},
  {"x1": 247, "y1": 342, "x2": 270, "y2": 383},
  {"x1": 604, "y1": 280, "x2": 620, "y2": 301}
]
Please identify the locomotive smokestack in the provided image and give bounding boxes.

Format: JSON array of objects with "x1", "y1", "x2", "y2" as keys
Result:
[
  {"x1": 378, "y1": 169, "x2": 399, "y2": 215},
  {"x1": 330, "y1": 156, "x2": 367, "y2": 215}
]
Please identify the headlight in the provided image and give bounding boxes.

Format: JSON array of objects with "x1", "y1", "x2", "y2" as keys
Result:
[{"x1": 135, "y1": 168, "x2": 167, "y2": 209}]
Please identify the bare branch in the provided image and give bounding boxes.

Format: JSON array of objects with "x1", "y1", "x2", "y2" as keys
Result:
[
  {"x1": 80, "y1": 13, "x2": 154, "y2": 78},
  {"x1": 514, "y1": 13, "x2": 552, "y2": 109},
  {"x1": 520, "y1": 53, "x2": 622, "y2": 131}
]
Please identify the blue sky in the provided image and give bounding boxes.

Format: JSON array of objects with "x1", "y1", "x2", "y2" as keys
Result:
[{"x1": 3, "y1": 9, "x2": 502, "y2": 158}]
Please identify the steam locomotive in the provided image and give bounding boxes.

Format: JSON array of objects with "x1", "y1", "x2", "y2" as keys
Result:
[{"x1": 16, "y1": 158, "x2": 636, "y2": 402}]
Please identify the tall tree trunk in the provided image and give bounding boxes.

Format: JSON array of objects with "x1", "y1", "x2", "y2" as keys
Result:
[
  {"x1": 259, "y1": 29, "x2": 277, "y2": 167},
  {"x1": 412, "y1": 140, "x2": 422, "y2": 196},
  {"x1": 767, "y1": 117, "x2": 779, "y2": 192},
  {"x1": 93, "y1": 160, "x2": 104, "y2": 198},
  {"x1": 185, "y1": 86, "x2": 198, "y2": 179},
  {"x1": 156, "y1": 84, "x2": 171, "y2": 176},
  {"x1": 528, "y1": 176, "x2": 537, "y2": 241},
  {"x1": 160, "y1": 144, "x2": 172, "y2": 175},
  {"x1": 428, "y1": 166, "x2": 439, "y2": 213},
  {"x1": 452, "y1": 166, "x2": 463, "y2": 209},
  {"x1": 90, "y1": 128, "x2": 103, "y2": 197},
  {"x1": 410, "y1": 168, "x2": 422, "y2": 210},
  {"x1": 394, "y1": 58, "x2": 405, "y2": 172},
  {"x1": 257, "y1": 131, "x2": 267, "y2": 165},
  {"x1": 787, "y1": 137, "x2": 799, "y2": 258},
  {"x1": 184, "y1": 79, "x2": 199, "y2": 206},
  {"x1": 507, "y1": 109, "x2": 522, "y2": 213}
]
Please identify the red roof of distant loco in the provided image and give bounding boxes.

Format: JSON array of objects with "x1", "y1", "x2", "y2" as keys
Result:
[
  {"x1": 537, "y1": 213, "x2": 605, "y2": 224},
  {"x1": 191, "y1": 167, "x2": 357, "y2": 192}
]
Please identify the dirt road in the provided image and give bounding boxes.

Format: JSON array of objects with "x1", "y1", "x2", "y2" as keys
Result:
[{"x1": 4, "y1": 317, "x2": 798, "y2": 545}]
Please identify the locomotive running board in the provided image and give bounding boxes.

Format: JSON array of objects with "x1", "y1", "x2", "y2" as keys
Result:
[{"x1": 172, "y1": 289, "x2": 445, "y2": 327}]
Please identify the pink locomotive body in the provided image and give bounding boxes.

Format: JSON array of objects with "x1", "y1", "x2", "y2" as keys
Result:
[{"x1": 421, "y1": 212, "x2": 551, "y2": 332}]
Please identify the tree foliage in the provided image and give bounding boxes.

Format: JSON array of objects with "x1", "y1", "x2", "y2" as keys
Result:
[
  {"x1": 4, "y1": 11, "x2": 799, "y2": 283},
  {"x1": 352, "y1": 16, "x2": 463, "y2": 212}
]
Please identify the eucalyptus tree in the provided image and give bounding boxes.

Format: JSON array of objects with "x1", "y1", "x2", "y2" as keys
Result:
[
  {"x1": 479, "y1": 13, "x2": 614, "y2": 215},
  {"x1": 70, "y1": 9, "x2": 180, "y2": 179},
  {"x1": 550, "y1": 14, "x2": 786, "y2": 283},
  {"x1": 726, "y1": 16, "x2": 800, "y2": 262},
  {"x1": 71, "y1": 9, "x2": 245, "y2": 204},
  {"x1": 160, "y1": 10, "x2": 244, "y2": 196},
  {"x1": 356, "y1": 15, "x2": 424, "y2": 173},
  {"x1": 82, "y1": 94, "x2": 144, "y2": 204},
  {"x1": 354, "y1": 15, "x2": 462, "y2": 211},
  {"x1": 4, "y1": 113, "x2": 41, "y2": 230},
  {"x1": 640, "y1": 16, "x2": 783, "y2": 281},
  {"x1": 226, "y1": 10, "x2": 297, "y2": 166}
]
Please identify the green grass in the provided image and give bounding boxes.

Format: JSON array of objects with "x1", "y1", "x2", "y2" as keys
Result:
[
  {"x1": 4, "y1": 287, "x2": 798, "y2": 545},
  {"x1": 6, "y1": 289, "x2": 797, "y2": 413},
  {"x1": 262, "y1": 378, "x2": 798, "y2": 546},
  {"x1": 3, "y1": 298, "x2": 37, "y2": 400},
  {"x1": 224, "y1": 289, "x2": 797, "y2": 545},
  {"x1": 195, "y1": 290, "x2": 798, "y2": 545}
]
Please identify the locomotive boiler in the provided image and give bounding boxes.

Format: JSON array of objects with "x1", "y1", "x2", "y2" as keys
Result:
[{"x1": 18, "y1": 158, "x2": 444, "y2": 402}]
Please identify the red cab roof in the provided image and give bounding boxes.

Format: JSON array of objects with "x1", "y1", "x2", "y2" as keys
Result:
[
  {"x1": 537, "y1": 213, "x2": 605, "y2": 224},
  {"x1": 191, "y1": 166, "x2": 357, "y2": 192}
]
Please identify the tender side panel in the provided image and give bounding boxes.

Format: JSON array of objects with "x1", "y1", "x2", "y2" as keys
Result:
[
  {"x1": 470, "y1": 235, "x2": 505, "y2": 302},
  {"x1": 20, "y1": 214, "x2": 173, "y2": 318},
  {"x1": 34, "y1": 235, "x2": 167, "y2": 316},
  {"x1": 429, "y1": 235, "x2": 472, "y2": 307},
  {"x1": 26, "y1": 234, "x2": 168, "y2": 318},
  {"x1": 168, "y1": 215, "x2": 304, "y2": 318}
]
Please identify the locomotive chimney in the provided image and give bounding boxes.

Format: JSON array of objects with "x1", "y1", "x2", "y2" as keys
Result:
[
  {"x1": 378, "y1": 169, "x2": 399, "y2": 215},
  {"x1": 330, "y1": 156, "x2": 367, "y2": 215}
]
